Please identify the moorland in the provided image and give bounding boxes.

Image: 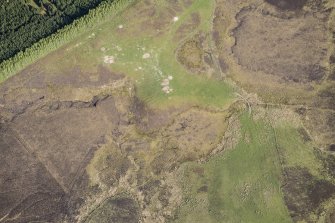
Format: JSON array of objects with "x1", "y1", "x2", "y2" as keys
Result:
[{"x1": 0, "y1": 0, "x2": 335, "y2": 222}]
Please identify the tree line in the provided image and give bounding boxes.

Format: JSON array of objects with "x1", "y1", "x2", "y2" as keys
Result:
[
  {"x1": 0, "y1": 0, "x2": 134, "y2": 82},
  {"x1": 0, "y1": 0, "x2": 110, "y2": 62}
]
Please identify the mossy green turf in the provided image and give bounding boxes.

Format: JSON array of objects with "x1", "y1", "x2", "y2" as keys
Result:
[
  {"x1": 111, "y1": 0, "x2": 232, "y2": 108},
  {"x1": 173, "y1": 111, "x2": 335, "y2": 222},
  {"x1": 173, "y1": 113, "x2": 292, "y2": 223},
  {"x1": 49, "y1": 0, "x2": 234, "y2": 109},
  {"x1": 275, "y1": 124, "x2": 335, "y2": 183}
]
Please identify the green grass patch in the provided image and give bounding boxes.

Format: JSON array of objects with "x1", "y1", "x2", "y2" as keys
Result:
[
  {"x1": 96, "y1": 0, "x2": 234, "y2": 108},
  {"x1": 12, "y1": 0, "x2": 234, "y2": 109},
  {"x1": 275, "y1": 125, "x2": 324, "y2": 177},
  {"x1": 173, "y1": 113, "x2": 292, "y2": 223}
]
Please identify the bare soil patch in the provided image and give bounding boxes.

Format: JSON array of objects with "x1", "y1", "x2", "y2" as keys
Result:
[
  {"x1": 0, "y1": 129, "x2": 66, "y2": 223},
  {"x1": 213, "y1": 0, "x2": 334, "y2": 106},
  {"x1": 130, "y1": 96, "x2": 190, "y2": 133},
  {"x1": 10, "y1": 95, "x2": 120, "y2": 191},
  {"x1": 0, "y1": 80, "x2": 132, "y2": 222},
  {"x1": 156, "y1": 108, "x2": 229, "y2": 162},
  {"x1": 265, "y1": 0, "x2": 307, "y2": 11},
  {"x1": 296, "y1": 108, "x2": 335, "y2": 149},
  {"x1": 282, "y1": 166, "x2": 335, "y2": 222},
  {"x1": 232, "y1": 8, "x2": 328, "y2": 83},
  {"x1": 85, "y1": 196, "x2": 139, "y2": 223},
  {"x1": 317, "y1": 84, "x2": 335, "y2": 109}
]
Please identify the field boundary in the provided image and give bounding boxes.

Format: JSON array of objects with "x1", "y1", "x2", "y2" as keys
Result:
[{"x1": 0, "y1": 0, "x2": 135, "y2": 83}]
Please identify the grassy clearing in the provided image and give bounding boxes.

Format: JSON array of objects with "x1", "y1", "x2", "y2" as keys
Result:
[
  {"x1": 274, "y1": 123, "x2": 335, "y2": 221},
  {"x1": 173, "y1": 113, "x2": 292, "y2": 223},
  {"x1": 173, "y1": 109, "x2": 335, "y2": 223},
  {"x1": 38, "y1": 0, "x2": 234, "y2": 109},
  {"x1": 106, "y1": 0, "x2": 234, "y2": 108},
  {"x1": 275, "y1": 126, "x2": 324, "y2": 177}
]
